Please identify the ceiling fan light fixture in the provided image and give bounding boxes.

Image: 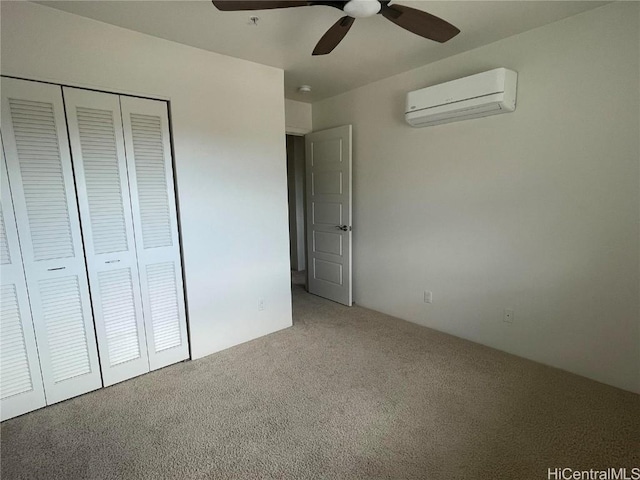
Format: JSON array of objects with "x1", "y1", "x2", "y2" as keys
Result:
[{"x1": 343, "y1": 0, "x2": 380, "y2": 18}]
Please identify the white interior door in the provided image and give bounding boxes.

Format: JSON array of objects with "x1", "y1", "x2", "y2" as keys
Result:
[
  {"x1": 305, "y1": 125, "x2": 353, "y2": 306},
  {"x1": 63, "y1": 87, "x2": 150, "y2": 387},
  {"x1": 120, "y1": 96, "x2": 189, "y2": 371},
  {"x1": 0, "y1": 146, "x2": 47, "y2": 421},
  {"x1": 1, "y1": 77, "x2": 102, "y2": 404}
]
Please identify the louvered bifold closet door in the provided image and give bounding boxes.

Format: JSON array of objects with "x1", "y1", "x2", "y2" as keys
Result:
[
  {"x1": 63, "y1": 87, "x2": 150, "y2": 387},
  {"x1": 0, "y1": 147, "x2": 47, "y2": 421},
  {"x1": 0, "y1": 78, "x2": 102, "y2": 404},
  {"x1": 120, "y1": 97, "x2": 189, "y2": 371}
]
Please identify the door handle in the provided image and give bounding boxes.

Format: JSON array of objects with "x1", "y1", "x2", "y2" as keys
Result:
[{"x1": 336, "y1": 225, "x2": 350, "y2": 231}]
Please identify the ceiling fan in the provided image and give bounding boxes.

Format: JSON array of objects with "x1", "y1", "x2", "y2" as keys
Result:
[{"x1": 211, "y1": 0, "x2": 460, "y2": 55}]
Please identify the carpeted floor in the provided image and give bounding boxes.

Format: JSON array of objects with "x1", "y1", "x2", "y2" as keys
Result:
[{"x1": 1, "y1": 282, "x2": 639, "y2": 479}]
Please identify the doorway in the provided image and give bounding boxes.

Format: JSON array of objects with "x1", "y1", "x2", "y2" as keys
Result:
[
  {"x1": 286, "y1": 134, "x2": 307, "y2": 289},
  {"x1": 286, "y1": 125, "x2": 353, "y2": 305}
]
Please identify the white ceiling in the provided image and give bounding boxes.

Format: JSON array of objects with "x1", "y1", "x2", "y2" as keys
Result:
[{"x1": 38, "y1": 0, "x2": 608, "y2": 103}]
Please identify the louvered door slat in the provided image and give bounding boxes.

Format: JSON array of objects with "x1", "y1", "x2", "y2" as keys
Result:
[
  {"x1": 121, "y1": 96, "x2": 189, "y2": 371},
  {"x1": 98, "y1": 268, "x2": 141, "y2": 366},
  {"x1": 1, "y1": 285, "x2": 33, "y2": 397},
  {"x1": 76, "y1": 105, "x2": 128, "y2": 255},
  {"x1": 2, "y1": 78, "x2": 102, "y2": 406},
  {"x1": 0, "y1": 208, "x2": 11, "y2": 265},
  {"x1": 64, "y1": 87, "x2": 150, "y2": 387},
  {"x1": 129, "y1": 113, "x2": 173, "y2": 250},
  {"x1": 10, "y1": 98, "x2": 75, "y2": 262},
  {"x1": 0, "y1": 145, "x2": 47, "y2": 421},
  {"x1": 146, "y1": 262, "x2": 181, "y2": 351}
]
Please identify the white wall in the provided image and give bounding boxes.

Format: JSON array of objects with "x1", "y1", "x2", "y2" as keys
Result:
[
  {"x1": 285, "y1": 99, "x2": 312, "y2": 135},
  {"x1": 313, "y1": 2, "x2": 640, "y2": 392},
  {"x1": 1, "y1": 2, "x2": 293, "y2": 359}
]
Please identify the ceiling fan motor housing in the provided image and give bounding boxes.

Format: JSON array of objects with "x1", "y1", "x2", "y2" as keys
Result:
[{"x1": 343, "y1": 0, "x2": 381, "y2": 18}]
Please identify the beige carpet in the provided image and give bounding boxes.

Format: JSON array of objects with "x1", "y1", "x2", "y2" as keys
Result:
[{"x1": 2, "y1": 283, "x2": 639, "y2": 479}]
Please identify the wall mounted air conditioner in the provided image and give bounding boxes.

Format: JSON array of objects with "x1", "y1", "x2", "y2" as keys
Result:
[{"x1": 405, "y1": 68, "x2": 517, "y2": 127}]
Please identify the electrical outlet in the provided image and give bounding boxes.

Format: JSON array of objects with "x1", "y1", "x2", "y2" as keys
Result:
[
  {"x1": 258, "y1": 299, "x2": 265, "y2": 311},
  {"x1": 503, "y1": 308, "x2": 514, "y2": 324},
  {"x1": 424, "y1": 291, "x2": 433, "y2": 304}
]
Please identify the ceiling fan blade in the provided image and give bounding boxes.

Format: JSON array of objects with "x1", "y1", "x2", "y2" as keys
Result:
[
  {"x1": 380, "y1": 3, "x2": 460, "y2": 43},
  {"x1": 312, "y1": 15, "x2": 355, "y2": 55},
  {"x1": 212, "y1": 1, "x2": 311, "y2": 11}
]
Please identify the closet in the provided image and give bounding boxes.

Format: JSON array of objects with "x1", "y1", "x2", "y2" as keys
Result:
[{"x1": 0, "y1": 77, "x2": 189, "y2": 421}]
